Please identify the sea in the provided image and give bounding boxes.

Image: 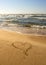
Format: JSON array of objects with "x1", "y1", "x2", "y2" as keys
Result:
[{"x1": 0, "y1": 14, "x2": 46, "y2": 35}]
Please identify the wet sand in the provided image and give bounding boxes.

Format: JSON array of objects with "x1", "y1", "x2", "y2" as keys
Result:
[{"x1": 0, "y1": 30, "x2": 46, "y2": 65}]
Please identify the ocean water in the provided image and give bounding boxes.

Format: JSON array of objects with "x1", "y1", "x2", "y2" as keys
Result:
[{"x1": 0, "y1": 14, "x2": 46, "y2": 35}]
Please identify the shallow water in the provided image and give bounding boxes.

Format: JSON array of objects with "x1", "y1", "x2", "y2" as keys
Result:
[{"x1": 0, "y1": 25, "x2": 46, "y2": 35}]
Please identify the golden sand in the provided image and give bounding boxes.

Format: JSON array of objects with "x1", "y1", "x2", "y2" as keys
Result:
[{"x1": 0, "y1": 30, "x2": 46, "y2": 65}]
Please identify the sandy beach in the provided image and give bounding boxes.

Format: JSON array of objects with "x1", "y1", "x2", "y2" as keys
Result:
[{"x1": 0, "y1": 29, "x2": 46, "y2": 65}]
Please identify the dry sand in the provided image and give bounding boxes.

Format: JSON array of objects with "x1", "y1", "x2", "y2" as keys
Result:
[{"x1": 0, "y1": 29, "x2": 46, "y2": 65}]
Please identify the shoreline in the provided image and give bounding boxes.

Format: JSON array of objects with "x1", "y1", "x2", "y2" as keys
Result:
[{"x1": 0, "y1": 28, "x2": 46, "y2": 36}]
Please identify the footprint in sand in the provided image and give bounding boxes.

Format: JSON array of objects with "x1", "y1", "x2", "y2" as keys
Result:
[{"x1": 11, "y1": 41, "x2": 32, "y2": 56}]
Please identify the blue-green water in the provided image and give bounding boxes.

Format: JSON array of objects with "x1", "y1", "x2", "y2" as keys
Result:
[{"x1": 0, "y1": 14, "x2": 46, "y2": 35}]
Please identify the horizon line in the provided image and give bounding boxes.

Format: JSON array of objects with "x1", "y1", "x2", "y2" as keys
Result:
[{"x1": 0, "y1": 13, "x2": 46, "y2": 15}]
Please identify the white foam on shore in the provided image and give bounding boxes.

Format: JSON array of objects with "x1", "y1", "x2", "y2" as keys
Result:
[{"x1": 0, "y1": 28, "x2": 46, "y2": 36}]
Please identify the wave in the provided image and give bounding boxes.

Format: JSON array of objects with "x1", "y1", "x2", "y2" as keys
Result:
[{"x1": 0, "y1": 14, "x2": 46, "y2": 35}]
